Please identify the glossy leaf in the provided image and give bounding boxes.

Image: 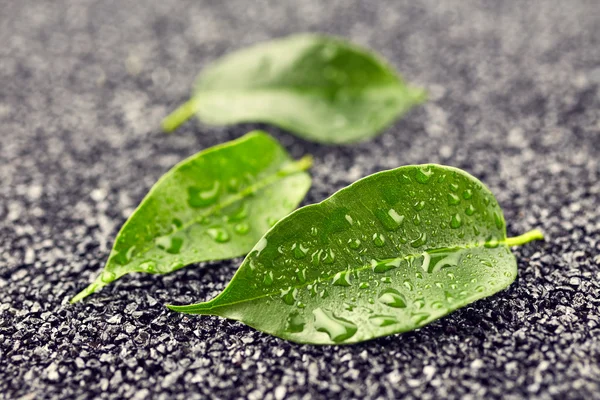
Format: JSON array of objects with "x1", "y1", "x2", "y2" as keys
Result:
[
  {"x1": 71, "y1": 131, "x2": 312, "y2": 303},
  {"x1": 162, "y1": 34, "x2": 426, "y2": 144},
  {"x1": 168, "y1": 164, "x2": 543, "y2": 345}
]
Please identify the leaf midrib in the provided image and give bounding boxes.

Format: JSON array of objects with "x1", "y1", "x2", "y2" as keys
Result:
[
  {"x1": 182, "y1": 240, "x2": 509, "y2": 313},
  {"x1": 122, "y1": 159, "x2": 308, "y2": 265},
  {"x1": 195, "y1": 81, "x2": 408, "y2": 99}
]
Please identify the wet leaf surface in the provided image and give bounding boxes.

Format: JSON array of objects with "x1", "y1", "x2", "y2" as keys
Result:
[
  {"x1": 162, "y1": 34, "x2": 426, "y2": 144},
  {"x1": 169, "y1": 164, "x2": 542, "y2": 344},
  {"x1": 71, "y1": 131, "x2": 312, "y2": 302}
]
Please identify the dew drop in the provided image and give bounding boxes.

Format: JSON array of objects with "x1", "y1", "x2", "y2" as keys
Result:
[
  {"x1": 403, "y1": 280, "x2": 414, "y2": 291},
  {"x1": 413, "y1": 214, "x2": 421, "y2": 226},
  {"x1": 234, "y1": 222, "x2": 250, "y2": 235},
  {"x1": 413, "y1": 201, "x2": 426, "y2": 211},
  {"x1": 101, "y1": 270, "x2": 116, "y2": 283},
  {"x1": 478, "y1": 260, "x2": 492, "y2": 269},
  {"x1": 376, "y1": 208, "x2": 405, "y2": 230},
  {"x1": 449, "y1": 183, "x2": 459, "y2": 192},
  {"x1": 345, "y1": 214, "x2": 354, "y2": 225},
  {"x1": 463, "y1": 189, "x2": 473, "y2": 199},
  {"x1": 139, "y1": 260, "x2": 157, "y2": 273},
  {"x1": 285, "y1": 311, "x2": 305, "y2": 333},
  {"x1": 465, "y1": 204, "x2": 476, "y2": 216},
  {"x1": 447, "y1": 193, "x2": 461, "y2": 205},
  {"x1": 388, "y1": 209, "x2": 405, "y2": 225},
  {"x1": 411, "y1": 312, "x2": 430, "y2": 325},
  {"x1": 494, "y1": 211, "x2": 504, "y2": 230},
  {"x1": 414, "y1": 298, "x2": 426, "y2": 309},
  {"x1": 347, "y1": 238, "x2": 361, "y2": 249},
  {"x1": 372, "y1": 233, "x2": 386, "y2": 247},
  {"x1": 187, "y1": 181, "x2": 220, "y2": 208},
  {"x1": 410, "y1": 232, "x2": 427, "y2": 248},
  {"x1": 113, "y1": 246, "x2": 136, "y2": 266},
  {"x1": 280, "y1": 287, "x2": 298, "y2": 305},
  {"x1": 373, "y1": 258, "x2": 401, "y2": 273},
  {"x1": 431, "y1": 301, "x2": 445, "y2": 310},
  {"x1": 207, "y1": 227, "x2": 230, "y2": 243},
  {"x1": 378, "y1": 289, "x2": 407, "y2": 308},
  {"x1": 322, "y1": 249, "x2": 336, "y2": 264},
  {"x1": 292, "y1": 242, "x2": 309, "y2": 259},
  {"x1": 311, "y1": 250, "x2": 321, "y2": 267},
  {"x1": 332, "y1": 271, "x2": 352, "y2": 287},
  {"x1": 369, "y1": 314, "x2": 399, "y2": 327},
  {"x1": 225, "y1": 202, "x2": 248, "y2": 222},
  {"x1": 359, "y1": 282, "x2": 370, "y2": 289},
  {"x1": 263, "y1": 271, "x2": 274, "y2": 286},
  {"x1": 415, "y1": 166, "x2": 433, "y2": 184},
  {"x1": 312, "y1": 308, "x2": 357, "y2": 343},
  {"x1": 295, "y1": 268, "x2": 307, "y2": 283},
  {"x1": 450, "y1": 213, "x2": 462, "y2": 229},
  {"x1": 155, "y1": 236, "x2": 184, "y2": 254}
]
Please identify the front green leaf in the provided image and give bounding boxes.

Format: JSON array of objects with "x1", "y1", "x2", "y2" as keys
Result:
[
  {"x1": 168, "y1": 164, "x2": 543, "y2": 345},
  {"x1": 162, "y1": 34, "x2": 426, "y2": 144},
  {"x1": 71, "y1": 131, "x2": 312, "y2": 303}
]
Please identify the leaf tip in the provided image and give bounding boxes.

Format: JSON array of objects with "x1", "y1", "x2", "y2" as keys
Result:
[{"x1": 166, "y1": 303, "x2": 191, "y2": 313}]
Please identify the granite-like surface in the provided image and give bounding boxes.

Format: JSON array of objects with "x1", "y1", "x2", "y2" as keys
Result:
[{"x1": 1, "y1": 1, "x2": 599, "y2": 399}]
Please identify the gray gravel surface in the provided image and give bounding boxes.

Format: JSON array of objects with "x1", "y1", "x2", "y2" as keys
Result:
[{"x1": 1, "y1": 1, "x2": 600, "y2": 399}]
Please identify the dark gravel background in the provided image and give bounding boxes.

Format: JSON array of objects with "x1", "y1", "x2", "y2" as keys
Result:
[{"x1": 1, "y1": 1, "x2": 599, "y2": 399}]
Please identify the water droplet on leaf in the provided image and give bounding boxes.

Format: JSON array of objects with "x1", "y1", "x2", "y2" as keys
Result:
[
  {"x1": 372, "y1": 233, "x2": 386, "y2": 247},
  {"x1": 415, "y1": 167, "x2": 433, "y2": 184},
  {"x1": 207, "y1": 227, "x2": 230, "y2": 243},
  {"x1": 332, "y1": 271, "x2": 352, "y2": 287},
  {"x1": 378, "y1": 289, "x2": 407, "y2": 308},
  {"x1": 285, "y1": 311, "x2": 305, "y2": 333},
  {"x1": 369, "y1": 314, "x2": 399, "y2": 327},
  {"x1": 188, "y1": 181, "x2": 220, "y2": 208},
  {"x1": 448, "y1": 193, "x2": 460, "y2": 205},
  {"x1": 312, "y1": 308, "x2": 357, "y2": 343}
]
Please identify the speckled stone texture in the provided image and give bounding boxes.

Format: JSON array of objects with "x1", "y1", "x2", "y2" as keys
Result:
[{"x1": 1, "y1": 0, "x2": 599, "y2": 399}]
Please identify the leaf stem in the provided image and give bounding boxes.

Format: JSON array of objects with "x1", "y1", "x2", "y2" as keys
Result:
[
  {"x1": 505, "y1": 229, "x2": 544, "y2": 247},
  {"x1": 70, "y1": 277, "x2": 109, "y2": 304},
  {"x1": 161, "y1": 98, "x2": 198, "y2": 133},
  {"x1": 287, "y1": 155, "x2": 314, "y2": 173}
]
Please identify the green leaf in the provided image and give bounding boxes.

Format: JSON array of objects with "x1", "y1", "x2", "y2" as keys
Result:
[
  {"x1": 71, "y1": 131, "x2": 312, "y2": 303},
  {"x1": 168, "y1": 164, "x2": 543, "y2": 345},
  {"x1": 162, "y1": 34, "x2": 426, "y2": 144}
]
